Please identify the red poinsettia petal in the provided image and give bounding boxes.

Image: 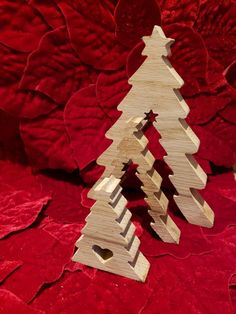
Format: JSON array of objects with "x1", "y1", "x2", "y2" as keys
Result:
[
  {"x1": 164, "y1": 24, "x2": 208, "y2": 97},
  {"x1": 0, "y1": 161, "x2": 46, "y2": 195},
  {"x1": 80, "y1": 162, "x2": 104, "y2": 186},
  {"x1": 39, "y1": 217, "x2": 82, "y2": 247},
  {"x1": 0, "y1": 110, "x2": 26, "y2": 163},
  {"x1": 0, "y1": 228, "x2": 72, "y2": 302},
  {"x1": 224, "y1": 60, "x2": 236, "y2": 90},
  {"x1": 201, "y1": 173, "x2": 236, "y2": 235},
  {"x1": 0, "y1": 289, "x2": 43, "y2": 314},
  {"x1": 220, "y1": 102, "x2": 236, "y2": 125},
  {"x1": 220, "y1": 189, "x2": 236, "y2": 204},
  {"x1": 205, "y1": 116, "x2": 236, "y2": 157},
  {"x1": 184, "y1": 55, "x2": 236, "y2": 125},
  {"x1": 146, "y1": 233, "x2": 235, "y2": 314},
  {"x1": 193, "y1": 125, "x2": 235, "y2": 167},
  {"x1": 194, "y1": 0, "x2": 236, "y2": 69},
  {"x1": 205, "y1": 57, "x2": 227, "y2": 93},
  {"x1": 114, "y1": 0, "x2": 161, "y2": 47},
  {"x1": 28, "y1": 227, "x2": 236, "y2": 313},
  {"x1": 230, "y1": 288, "x2": 236, "y2": 311},
  {"x1": 126, "y1": 41, "x2": 146, "y2": 78},
  {"x1": 195, "y1": 155, "x2": 212, "y2": 174},
  {"x1": 0, "y1": 261, "x2": 22, "y2": 283},
  {"x1": 230, "y1": 275, "x2": 236, "y2": 309},
  {"x1": 37, "y1": 172, "x2": 88, "y2": 224},
  {"x1": 30, "y1": 272, "x2": 92, "y2": 312},
  {"x1": 102, "y1": 0, "x2": 116, "y2": 14},
  {"x1": 0, "y1": 43, "x2": 57, "y2": 118},
  {"x1": 96, "y1": 68, "x2": 130, "y2": 121},
  {"x1": 20, "y1": 108, "x2": 77, "y2": 171},
  {"x1": 0, "y1": 88, "x2": 57, "y2": 119},
  {"x1": 20, "y1": 27, "x2": 98, "y2": 105},
  {"x1": 58, "y1": 0, "x2": 115, "y2": 27},
  {"x1": 186, "y1": 88, "x2": 233, "y2": 125},
  {"x1": 31, "y1": 270, "x2": 152, "y2": 313},
  {"x1": 59, "y1": 2, "x2": 128, "y2": 70},
  {"x1": 29, "y1": 0, "x2": 65, "y2": 29},
  {"x1": 0, "y1": 187, "x2": 49, "y2": 239},
  {"x1": 81, "y1": 187, "x2": 96, "y2": 208},
  {"x1": 0, "y1": 1, "x2": 49, "y2": 52},
  {"x1": 230, "y1": 274, "x2": 236, "y2": 286},
  {"x1": 38, "y1": 216, "x2": 84, "y2": 275},
  {"x1": 0, "y1": 161, "x2": 51, "y2": 238},
  {"x1": 64, "y1": 85, "x2": 112, "y2": 170},
  {"x1": 207, "y1": 172, "x2": 236, "y2": 190},
  {"x1": 64, "y1": 261, "x2": 97, "y2": 279},
  {"x1": 157, "y1": 0, "x2": 199, "y2": 26}
]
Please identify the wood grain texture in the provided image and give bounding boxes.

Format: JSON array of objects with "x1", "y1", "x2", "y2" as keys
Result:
[
  {"x1": 73, "y1": 25, "x2": 214, "y2": 281},
  {"x1": 72, "y1": 176, "x2": 150, "y2": 281}
]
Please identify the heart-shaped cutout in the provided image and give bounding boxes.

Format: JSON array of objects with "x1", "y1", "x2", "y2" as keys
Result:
[{"x1": 92, "y1": 245, "x2": 113, "y2": 263}]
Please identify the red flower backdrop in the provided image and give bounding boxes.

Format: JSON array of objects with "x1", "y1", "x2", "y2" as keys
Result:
[{"x1": 0, "y1": 0, "x2": 236, "y2": 312}]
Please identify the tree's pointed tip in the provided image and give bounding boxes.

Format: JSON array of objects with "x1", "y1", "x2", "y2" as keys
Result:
[
  {"x1": 152, "y1": 25, "x2": 166, "y2": 38},
  {"x1": 167, "y1": 37, "x2": 175, "y2": 44},
  {"x1": 142, "y1": 26, "x2": 174, "y2": 47}
]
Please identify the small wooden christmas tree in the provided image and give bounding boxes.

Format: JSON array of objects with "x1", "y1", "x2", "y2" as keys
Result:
[
  {"x1": 72, "y1": 175, "x2": 150, "y2": 281},
  {"x1": 113, "y1": 117, "x2": 180, "y2": 243},
  {"x1": 96, "y1": 112, "x2": 180, "y2": 244}
]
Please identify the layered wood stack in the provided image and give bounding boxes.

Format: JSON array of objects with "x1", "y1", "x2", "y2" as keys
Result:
[
  {"x1": 73, "y1": 26, "x2": 214, "y2": 282},
  {"x1": 72, "y1": 175, "x2": 150, "y2": 281},
  {"x1": 113, "y1": 117, "x2": 180, "y2": 244}
]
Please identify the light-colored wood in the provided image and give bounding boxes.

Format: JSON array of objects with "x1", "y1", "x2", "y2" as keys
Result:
[
  {"x1": 72, "y1": 176, "x2": 150, "y2": 281},
  {"x1": 97, "y1": 115, "x2": 180, "y2": 243},
  {"x1": 73, "y1": 25, "x2": 214, "y2": 281},
  {"x1": 120, "y1": 25, "x2": 214, "y2": 228},
  {"x1": 113, "y1": 117, "x2": 180, "y2": 244}
]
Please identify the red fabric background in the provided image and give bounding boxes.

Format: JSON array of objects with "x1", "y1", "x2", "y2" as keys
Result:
[{"x1": 0, "y1": 0, "x2": 236, "y2": 313}]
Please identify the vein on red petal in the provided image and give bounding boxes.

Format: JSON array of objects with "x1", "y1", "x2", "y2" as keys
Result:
[
  {"x1": 0, "y1": 289, "x2": 43, "y2": 314},
  {"x1": 115, "y1": 0, "x2": 161, "y2": 47},
  {"x1": 0, "y1": 43, "x2": 57, "y2": 118},
  {"x1": 0, "y1": 228, "x2": 72, "y2": 303},
  {"x1": 59, "y1": 2, "x2": 128, "y2": 70},
  {"x1": 64, "y1": 85, "x2": 112, "y2": 170},
  {"x1": 157, "y1": 0, "x2": 200, "y2": 26},
  {"x1": 0, "y1": 161, "x2": 51, "y2": 238},
  {"x1": 0, "y1": 1, "x2": 49, "y2": 52},
  {"x1": 20, "y1": 108, "x2": 77, "y2": 172},
  {"x1": 19, "y1": 27, "x2": 98, "y2": 105}
]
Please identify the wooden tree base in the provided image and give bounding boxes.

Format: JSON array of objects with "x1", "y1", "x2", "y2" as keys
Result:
[
  {"x1": 72, "y1": 236, "x2": 150, "y2": 282},
  {"x1": 73, "y1": 176, "x2": 150, "y2": 282}
]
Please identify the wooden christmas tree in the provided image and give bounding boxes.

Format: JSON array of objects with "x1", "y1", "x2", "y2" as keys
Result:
[
  {"x1": 112, "y1": 117, "x2": 180, "y2": 244},
  {"x1": 73, "y1": 26, "x2": 214, "y2": 281},
  {"x1": 72, "y1": 175, "x2": 150, "y2": 281},
  {"x1": 127, "y1": 26, "x2": 214, "y2": 227}
]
